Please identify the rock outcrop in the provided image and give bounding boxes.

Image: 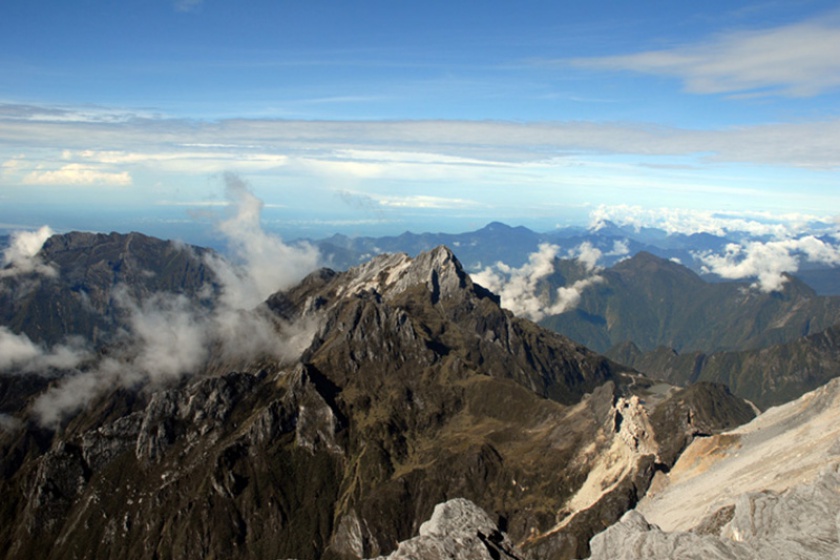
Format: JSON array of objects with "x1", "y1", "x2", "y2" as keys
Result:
[
  {"x1": 589, "y1": 464, "x2": 840, "y2": 560},
  {"x1": 370, "y1": 498, "x2": 525, "y2": 560},
  {"x1": 587, "y1": 377, "x2": 840, "y2": 559}
]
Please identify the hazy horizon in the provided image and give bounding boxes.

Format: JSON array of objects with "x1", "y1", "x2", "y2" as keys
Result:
[{"x1": 3, "y1": 1, "x2": 840, "y2": 245}]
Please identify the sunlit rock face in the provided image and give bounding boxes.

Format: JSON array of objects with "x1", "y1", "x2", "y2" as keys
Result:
[{"x1": 588, "y1": 377, "x2": 840, "y2": 560}]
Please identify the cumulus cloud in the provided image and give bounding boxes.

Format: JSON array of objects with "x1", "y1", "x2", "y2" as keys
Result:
[
  {"x1": 571, "y1": 20, "x2": 840, "y2": 97},
  {"x1": 26, "y1": 174, "x2": 322, "y2": 427},
  {"x1": 607, "y1": 239, "x2": 630, "y2": 258},
  {"x1": 472, "y1": 243, "x2": 602, "y2": 321},
  {"x1": 697, "y1": 236, "x2": 840, "y2": 292},
  {"x1": 0, "y1": 225, "x2": 58, "y2": 278},
  {"x1": 205, "y1": 172, "x2": 320, "y2": 309},
  {"x1": 568, "y1": 241, "x2": 603, "y2": 273}
]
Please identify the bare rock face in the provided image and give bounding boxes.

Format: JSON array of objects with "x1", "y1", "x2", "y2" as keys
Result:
[
  {"x1": 588, "y1": 378, "x2": 840, "y2": 560},
  {"x1": 588, "y1": 464, "x2": 840, "y2": 560},
  {"x1": 370, "y1": 498, "x2": 524, "y2": 560}
]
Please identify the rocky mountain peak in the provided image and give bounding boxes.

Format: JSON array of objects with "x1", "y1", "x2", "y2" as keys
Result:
[{"x1": 334, "y1": 245, "x2": 479, "y2": 304}]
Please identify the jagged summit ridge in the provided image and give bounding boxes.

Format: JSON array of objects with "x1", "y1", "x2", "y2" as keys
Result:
[{"x1": 331, "y1": 245, "x2": 481, "y2": 304}]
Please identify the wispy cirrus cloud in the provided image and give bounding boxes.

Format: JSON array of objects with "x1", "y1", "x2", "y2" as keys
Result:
[
  {"x1": 570, "y1": 19, "x2": 840, "y2": 97},
  {"x1": 3, "y1": 104, "x2": 840, "y2": 170}
]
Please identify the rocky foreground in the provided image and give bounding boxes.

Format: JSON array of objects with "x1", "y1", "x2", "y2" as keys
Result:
[
  {"x1": 377, "y1": 378, "x2": 840, "y2": 560},
  {"x1": 589, "y1": 376, "x2": 840, "y2": 559}
]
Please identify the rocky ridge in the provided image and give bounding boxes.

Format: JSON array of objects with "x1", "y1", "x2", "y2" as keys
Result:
[{"x1": 609, "y1": 324, "x2": 840, "y2": 409}]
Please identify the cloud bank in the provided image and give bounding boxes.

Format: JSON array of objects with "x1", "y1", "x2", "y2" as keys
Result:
[
  {"x1": 4, "y1": 103, "x2": 840, "y2": 175},
  {"x1": 472, "y1": 243, "x2": 603, "y2": 321},
  {"x1": 588, "y1": 204, "x2": 834, "y2": 238}
]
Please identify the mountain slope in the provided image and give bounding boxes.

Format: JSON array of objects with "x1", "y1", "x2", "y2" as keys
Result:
[
  {"x1": 588, "y1": 377, "x2": 840, "y2": 559},
  {"x1": 540, "y1": 251, "x2": 840, "y2": 354},
  {"x1": 0, "y1": 231, "x2": 214, "y2": 346},
  {"x1": 611, "y1": 323, "x2": 840, "y2": 409}
]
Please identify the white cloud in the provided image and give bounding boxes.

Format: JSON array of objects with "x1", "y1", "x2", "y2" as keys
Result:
[
  {"x1": 205, "y1": 173, "x2": 320, "y2": 309},
  {"x1": 0, "y1": 226, "x2": 58, "y2": 278},
  {"x1": 568, "y1": 241, "x2": 603, "y2": 273},
  {"x1": 118, "y1": 291, "x2": 209, "y2": 383},
  {"x1": 607, "y1": 239, "x2": 630, "y2": 257},
  {"x1": 174, "y1": 0, "x2": 203, "y2": 12},
  {"x1": 375, "y1": 194, "x2": 483, "y2": 209},
  {"x1": 553, "y1": 276, "x2": 604, "y2": 315},
  {"x1": 472, "y1": 243, "x2": 602, "y2": 321},
  {"x1": 0, "y1": 327, "x2": 89, "y2": 372},
  {"x1": 588, "y1": 204, "x2": 831, "y2": 238},
  {"x1": 22, "y1": 163, "x2": 132, "y2": 186},
  {"x1": 697, "y1": 236, "x2": 840, "y2": 292},
  {"x1": 571, "y1": 20, "x2": 840, "y2": 97},
  {"x1": 24, "y1": 175, "x2": 322, "y2": 426},
  {"x1": 5, "y1": 103, "x2": 840, "y2": 173}
]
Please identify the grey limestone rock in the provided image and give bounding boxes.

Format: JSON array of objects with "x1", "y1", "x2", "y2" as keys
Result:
[
  {"x1": 588, "y1": 464, "x2": 840, "y2": 560},
  {"x1": 370, "y1": 498, "x2": 524, "y2": 560}
]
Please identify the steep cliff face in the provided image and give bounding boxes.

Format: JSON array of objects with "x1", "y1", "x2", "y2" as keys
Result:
[{"x1": 0, "y1": 242, "x2": 754, "y2": 560}]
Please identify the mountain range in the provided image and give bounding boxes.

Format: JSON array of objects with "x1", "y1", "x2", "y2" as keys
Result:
[
  {"x1": 1, "y1": 225, "x2": 839, "y2": 559},
  {"x1": 310, "y1": 221, "x2": 840, "y2": 296}
]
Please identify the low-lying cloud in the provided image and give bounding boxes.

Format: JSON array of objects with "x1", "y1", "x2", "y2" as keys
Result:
[
  {"x1": 0, "y1": 327, "x2": 89, "y2": 372},
  {"x1": 6, "y1": 174, "x2": 323, "y2": 427},
  {"x1": 206, "y1": 172, "x2": 320, "y2": 309},
  {"x1": 697, "y1": 235, "x2": 840, "y2": 292},
  {"x1": 0, "y1": 225, "x2": 57, "y2": 278},
  {"x1": 472, "y1": 242, "x2": 603, "y2": 321}
]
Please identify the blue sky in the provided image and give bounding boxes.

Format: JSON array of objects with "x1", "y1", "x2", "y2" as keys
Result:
[{"x1": 2, "y1": 0, "x2": 840, "y2": 242}]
